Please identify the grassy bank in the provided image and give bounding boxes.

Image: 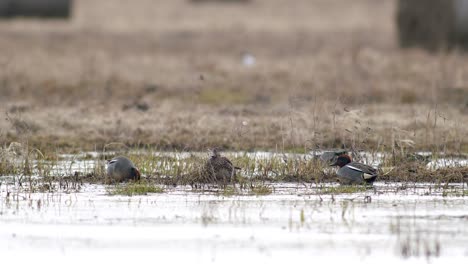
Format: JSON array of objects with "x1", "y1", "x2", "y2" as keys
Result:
[
  {"x1": 0, "y1": 0, "x2": 467, "y2": 189},
  {"x1": 0, "y1": 1, "x2": 467, "y2": 153}
]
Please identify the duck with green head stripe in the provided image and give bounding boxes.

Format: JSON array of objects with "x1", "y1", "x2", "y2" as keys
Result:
[{"x1": 330, "y1": 154, "x2": 378, "y2": 185}]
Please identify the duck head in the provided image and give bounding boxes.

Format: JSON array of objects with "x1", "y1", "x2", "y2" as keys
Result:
[
  {"x1": 319, "y1": 149, "x2": 348, "y2": 163},
  {"x1": 131, "y1": 167, "x2": 141, "y2": 181},
  {"x1": 209, "y1": 147, "x2": 222, "y2": 158},
  {"x1": 330, "y1": 154, "x2": 352, "y2": 168}
]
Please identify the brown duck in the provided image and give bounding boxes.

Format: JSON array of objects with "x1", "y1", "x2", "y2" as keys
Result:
[{"x1": 204, "y1": 148, "x2": 240, "y2": 185}]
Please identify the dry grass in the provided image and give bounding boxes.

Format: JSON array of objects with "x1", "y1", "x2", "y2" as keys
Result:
[{"x1": 0, "y1": 0, "x2": 467, "y2": 153}]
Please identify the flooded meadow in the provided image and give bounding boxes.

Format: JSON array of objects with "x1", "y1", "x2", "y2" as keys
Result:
[
  {"x1": 0, "y1": 151, "x2": 467, "y2": 263},
  {"x1": 1, "y1": 0, "x2": 468, "y2": 262}
]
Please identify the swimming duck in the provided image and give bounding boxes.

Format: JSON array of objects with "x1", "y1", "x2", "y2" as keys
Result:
[
  {"x1": 330, "y1": 154, "x2": 377, "y2": 185},
  {"x1": 106, "y1": 156, "x2": 141, "y2": 182}
]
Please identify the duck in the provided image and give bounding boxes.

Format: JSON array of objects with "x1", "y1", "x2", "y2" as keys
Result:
[
  {"x1": 106, "y1": 156, "x2": 141, "y2": 182},
  {"x1": 319, "y1": 149, "x2": 348, "y2": 163},
  {"x1": 204, "y1": 148, "x2": 240, "y2": 185},
  {"x1": 330, "y1": 154, "x2": 377, "y2": 185}
]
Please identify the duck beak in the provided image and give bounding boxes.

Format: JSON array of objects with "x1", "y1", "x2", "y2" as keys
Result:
[{"x1": 329, "y1": 156, "x2": 339, "y2": 166}]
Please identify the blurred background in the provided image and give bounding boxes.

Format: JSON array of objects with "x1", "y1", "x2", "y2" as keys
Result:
[{"x1": 0, "y1": 0, "x2": 467, "y2": 152}]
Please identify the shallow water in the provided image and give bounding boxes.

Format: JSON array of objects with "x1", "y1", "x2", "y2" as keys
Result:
[
  {"x1": 0, "y1": 182, "x2": 467, "y2": 263},
  {"x1": 1, "y1": 151, "x2": 467, "y2": 262}
]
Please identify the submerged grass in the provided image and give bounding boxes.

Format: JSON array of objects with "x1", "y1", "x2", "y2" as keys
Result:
[
  {"x1": 107, "y1": 182, "x2": 164, "y2": 196},
  {"x1": 441, "y1": 188, "x2": 468, "y2": 197},
  {"x1": 318, "y1": 185, "x2": 369, "y2": 194}
]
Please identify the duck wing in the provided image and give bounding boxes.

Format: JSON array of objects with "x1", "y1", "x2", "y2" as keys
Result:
[
  {"x1": 345, "y1": 162, "x2": 378, "y2": 179},
  {"x1": 221, "y1": 157, "x2": 240, "y2": 170},
  {"x1": 336, "y1": 162, "x2": 377, "y2": 185}
]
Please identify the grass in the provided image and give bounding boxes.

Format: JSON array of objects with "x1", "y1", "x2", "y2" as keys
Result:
[
  {"x1": 318, "y1": 185, "x2": 369, "y2": 194},
  {"x1": 1, "y1": 145, "x2": 467, "y2": 189},
  {"x1": 441, "y1": 188, "x2": 468, "y2": 197},
  {"x1": 0, "y1": 1, "x2": 467, "y2": 191},
  {"x1": 107, "y1": 182, "x2": 164, "y2": 196},
  {"x1": 221, "y1": 186, "x2": 238, "y2": 196},
  {"x1": 0, "y1": 1, "x2": 467, "y2": 153},
  {"x1": 249, "y1": 184, "x2": 273, "y2": 195},
  {"x1": 198, "y1": 87, "x2": 251, "y2": 105}
]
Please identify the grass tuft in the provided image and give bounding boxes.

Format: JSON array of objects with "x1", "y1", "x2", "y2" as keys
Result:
[
  {"x1": 250, "y1": 184, "x2": 273, "y2": 195},
  {"x1": 221, "y1": 186, "x2": 238, "y2": 196},
  {"x1": 107, "y1": 182, "x2": 164, "y2": 196}
]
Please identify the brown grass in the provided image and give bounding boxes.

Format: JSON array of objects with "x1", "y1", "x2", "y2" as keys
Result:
[{"x1": 0, "y1": 0, "x2": 467, "y2": 152}]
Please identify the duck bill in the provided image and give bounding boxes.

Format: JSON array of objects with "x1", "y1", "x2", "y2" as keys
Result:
[{"x1": 328, "y1": 156, "x2": 339, "y2": 166}]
